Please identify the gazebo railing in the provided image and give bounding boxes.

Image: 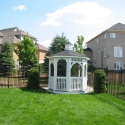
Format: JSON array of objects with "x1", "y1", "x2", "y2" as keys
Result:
[
  {"x1": 71, "y1": 77, "x2": 82, "y2": 90},
  {"x1": 56, "y1": 77, "x2": 66, "y2": 90}
]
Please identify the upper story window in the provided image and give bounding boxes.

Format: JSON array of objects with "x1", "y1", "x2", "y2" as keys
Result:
[
  {"x1": 110, "y1": 33, "x2": 116, "y2": 38},
  {"x1": 114, "y1": 47, "x2": 122, "y2": 57},
  {"x1": 104, "y1": 47, "x2": 106, "y2": 57},
  {"x1": 96, "y1": 38, "x2": 98, "y2": 43},
  {"x1": 104, "y1": 34, "x2": 106, "y2": 39},
  {"x1": 114, "y1": 62, "x2": 123, "y2": 70}
]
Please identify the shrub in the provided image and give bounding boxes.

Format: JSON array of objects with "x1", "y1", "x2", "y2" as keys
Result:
[
  {"x1": 27, "y1": 67, "x2": 40, "y2": 89},
  {"x1": 94, "y1": 69, "x2": 107, "y2": 93}
]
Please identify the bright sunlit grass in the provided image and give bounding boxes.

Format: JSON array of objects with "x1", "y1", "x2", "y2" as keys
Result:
[{"x1": 0, "y1": 88, "x2": 125, "y2": 125}]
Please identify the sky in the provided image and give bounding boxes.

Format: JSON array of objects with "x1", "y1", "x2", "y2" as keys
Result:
[{"x1": 0, "y1": 0, "x2": 125, "y2": 48}]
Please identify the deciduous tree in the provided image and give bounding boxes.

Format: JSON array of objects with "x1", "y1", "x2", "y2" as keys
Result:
[
  {"x1": 15, "y1": 36, "x2": 38, "y2": 67},
  {"x1": 73, "y1": 35, "x2": 84, "y2": 55}
]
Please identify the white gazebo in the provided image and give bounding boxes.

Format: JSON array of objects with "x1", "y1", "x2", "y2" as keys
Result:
[{"x1": 48, "y1": 42, "x2": 89, "y2": 94}]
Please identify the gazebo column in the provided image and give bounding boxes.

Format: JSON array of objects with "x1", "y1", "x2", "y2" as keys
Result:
[
  {"x1": 81, "y1": 60, "x2": 84, "y2": 91},
  {"x1": 48, "y1": 61, "x2": 51, "y2": 89},
  {"x1": 84, "y1": 61, "x2": 87, "y2": 90},
  {"x1": 53, "y1": 58, "x2": 57, "y2": 91},
  {"x1": 66, "y1": 58, "x2": 71, "y2": 91}
]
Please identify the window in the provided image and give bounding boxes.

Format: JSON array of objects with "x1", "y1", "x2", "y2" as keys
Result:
[
  {"x1": 110, "y1": 33, "x2": 116, "y2": 38},
  {"x1": 104, "y1": 34, "x2": 106, "y2": 39},
  {"x1": 114, "y1": 62, "x2": 123, "y2": 70},
  {"x1": 104, "y1": 47, "x2": 106, "y2": 57},
  {"x1": 96, "y1": 38, "x2": 98, "y2": 43},
  {"x1": 114, "y1": 47, "x2": 122, "y2": 57}
]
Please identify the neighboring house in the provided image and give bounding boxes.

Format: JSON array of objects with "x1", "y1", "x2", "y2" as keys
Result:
[
  {"x1": 35, "y1": 43, "x2": 48, "y2": 63},
  {"x1": 0, "y1": 27, "x2": 48, "y2": 66},
  {"x1": 85, "y1": 23, "x2": 125, "y2": 70}
]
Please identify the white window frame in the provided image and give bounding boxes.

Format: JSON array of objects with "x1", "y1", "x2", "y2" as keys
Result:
[
  {"x1": 104, "y1": 47, "x2": 106, "y2": 57},
  {"x1": 114, "y1": 47, "x2": 123, "y2": 57},
  {"x1": 110, "y1": 33, "x2": 116, "y2": 38},
  {"x1": 114, "y1": 62, "x2": 123, "y2": 70}
]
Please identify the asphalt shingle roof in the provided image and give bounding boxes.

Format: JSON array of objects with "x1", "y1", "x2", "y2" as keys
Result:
[
  {"x1": 107, "y1": 23, "x2": 125, "y2": 31},
  {"x1": 36, "y1": 43, "x2": 48, "y2": 51},
  {"x1": 52, "y1": 50, "x2": 85, "y2": 57},
  {"x1": 84, "y1": 48, "x2": 92, "y2": 51},
  {"x1": 0, "y1": 32, "x2": 3, "y2": 36}
]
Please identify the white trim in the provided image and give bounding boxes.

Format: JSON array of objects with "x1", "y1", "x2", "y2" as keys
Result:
[{"x1": 114, "y1": 46, "x2": 123, "y2": 57}]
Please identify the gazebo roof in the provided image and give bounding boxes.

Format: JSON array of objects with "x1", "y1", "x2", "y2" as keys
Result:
[{"x1": 52, "y1": 50, "x2": 86, "y2": 57}]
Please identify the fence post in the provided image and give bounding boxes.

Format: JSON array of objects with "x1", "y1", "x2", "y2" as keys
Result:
[
  {"x1": 105, "y1": 67, "x2": 108, "y2": 93},
  {"x1": 120, "y1": 68, "x2": 122, "y2": 85},
  {"x1": 7, "y1": 65, "x2": 10, "y2": 88},
  {"x1": 23, "y1": 66, "x2": 25, "y2": 84}
]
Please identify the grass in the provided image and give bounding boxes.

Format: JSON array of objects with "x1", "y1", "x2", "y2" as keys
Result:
[
  {"x1": 0, "y1": 88, "x2": 125, "y2": 125},
  {"x1": 107, "y1": 83, "x2": 125, "y2": 100}
]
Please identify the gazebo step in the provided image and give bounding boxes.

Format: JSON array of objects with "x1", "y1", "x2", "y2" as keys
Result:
[{"x1": 53, "y1": 90, "x2": 85, "y2": 94}]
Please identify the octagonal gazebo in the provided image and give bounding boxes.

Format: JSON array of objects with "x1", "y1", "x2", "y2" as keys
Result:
[{"x1": 48, "y1": 42, "x2": 89, "y2": 94}]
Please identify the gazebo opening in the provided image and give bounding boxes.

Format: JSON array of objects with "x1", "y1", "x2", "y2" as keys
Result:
[
  {"x1": 71, "y1": 63, "x2": 82, "y2": 77},
  {"x1": 50, "y1": 63, "x2": 54, "y2": 76},
  {"x1": 84, "y1": 64, "x2": 86, "y2": 77},
  {"x1": 57, "y1": 59, "x2": 66, "y2": 77}
]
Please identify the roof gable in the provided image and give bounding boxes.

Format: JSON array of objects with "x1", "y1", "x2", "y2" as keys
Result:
[
  {"x1": 107, "y1": 23, "x2": 125, "y2": 31},
  {"x1": 0, "y1": 27, "x2": 18, "y2": 32}
]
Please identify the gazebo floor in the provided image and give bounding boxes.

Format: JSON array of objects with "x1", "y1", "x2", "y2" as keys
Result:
[{"x1": 43, "y1": 86, "x2": 93, "y2": 94}]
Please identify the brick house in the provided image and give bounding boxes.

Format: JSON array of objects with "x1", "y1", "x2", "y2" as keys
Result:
[
  {"x1": 84, "y1": 23, "x2": 125, "y2": 70},
  {"x1": 0, "y1": 27, "x2": 48, "y2": 66}
]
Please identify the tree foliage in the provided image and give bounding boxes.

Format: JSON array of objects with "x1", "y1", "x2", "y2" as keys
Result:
[
  {"x1": 0, "y1": 42, "x2": 14, "y2": 66},
  {"x1": 43, "y1": 33, "x2": 69, "y2": 73},
  {"x1": 14, "y1": 36, "x2": 38, "y2": 67},
  {"x1": 27, "y1": 67, "x2": 40, "y2": 89},
  {"x1": 73, "y1": 35, "x2": 84, "y2": 55},
  {"x1": 94, "y1": 69, "x2": 107, "y2": 93}
]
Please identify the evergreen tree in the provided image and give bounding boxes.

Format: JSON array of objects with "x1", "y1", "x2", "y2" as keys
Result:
[
  {"x1": 0, "y1": 42, "x2": 14, "y2": 66},
  {"x1": 43, "y1": 33, "x2": 69, "y2": 73}
]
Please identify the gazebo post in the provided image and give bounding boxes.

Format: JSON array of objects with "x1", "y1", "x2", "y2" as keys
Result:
[
  {"x1": 53, "y1": 58, "x2": 57, "y2": 91},
  {"x1": 81, "y1": 60, "x2": 84, "y2": 91},
  {"x1": 66, "y1": 58, "x2": 71, "y2": 91}
]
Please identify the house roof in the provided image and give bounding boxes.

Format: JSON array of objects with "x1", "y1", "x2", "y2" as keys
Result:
[
  {"x1": 52, "y1": 50, "x2": 86, "y2": 57},
  {"x1": 107, "y1": 23, "x2": 125, "y2": 31},
  {"x1": 35, "y1": 43, "x2": 48, "y2": 51},
  {"x1": 0, "y1": 27, "x2": 36, "y2": 39},
  {"x1": 0, "y1": 32, "x2": 3, "y2": 44},
  {"x1": 0, "y1": 27, "x2": 18, "y2": 32},
  {"x1": 0, "y1": 32, "x2": 3, "y2": 36},
  {"x1": 13, "y1": 36, "x2": 21, "y2": 44},
  {"x1": 84, "y1": 48, "x2": 92, "y2": 51},
  {"x1": 87, "y1": 23, "x2": 125, "y2": 43}
]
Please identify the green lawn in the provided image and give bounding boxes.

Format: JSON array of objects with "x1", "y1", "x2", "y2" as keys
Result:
[{"x1": 0, "y1": 88, "x2": 125, "y2": 125}]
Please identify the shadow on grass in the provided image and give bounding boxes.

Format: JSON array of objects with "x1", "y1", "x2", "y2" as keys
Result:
[
  {"x1": 90, "y1": 92, "x2": 125, "y2": 112},
  {"x1": 20, "y1": 87, "x2": 52, "y2": 94}
]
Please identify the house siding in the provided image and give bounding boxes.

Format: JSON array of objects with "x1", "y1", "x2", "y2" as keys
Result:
[{"x1": 86, "y1": 23, "x2": 125, "y2": 69}]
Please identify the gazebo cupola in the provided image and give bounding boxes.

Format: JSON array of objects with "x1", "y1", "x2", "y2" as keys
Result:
[{"x1": 48, "y1": 42, "x2": 89, "y2": 94}]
